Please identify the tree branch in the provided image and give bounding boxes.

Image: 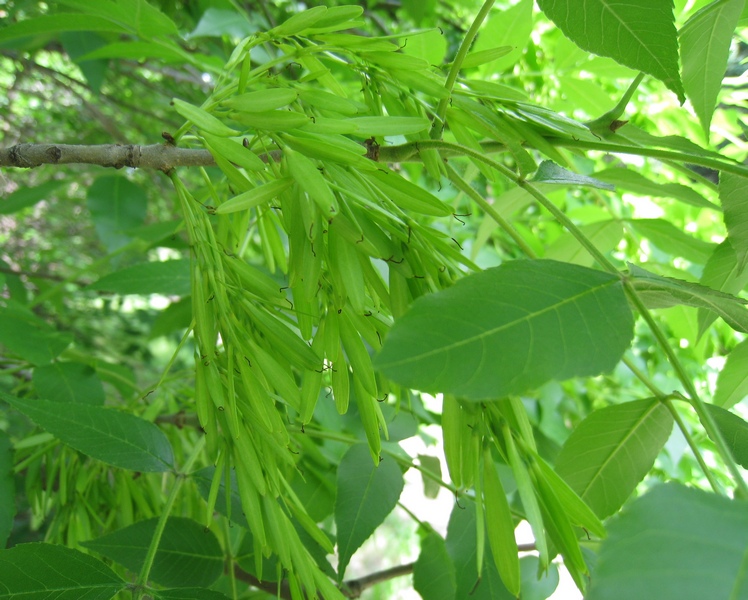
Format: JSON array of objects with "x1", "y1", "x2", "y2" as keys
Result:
[
  {"x1": 0, "y1": 140, "x2": 506, "y2": 172},
  {"x1": 233, "y1": 561, "x2": 416, "y2": 599},
  {"x1": 0, "y1": 143, "x2": 215, "y2": 172}
]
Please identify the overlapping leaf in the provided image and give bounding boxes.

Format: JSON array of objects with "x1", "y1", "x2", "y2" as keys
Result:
[
  {"x1": 89, "y1": 259, "x2": 191, "y2": 296},
  {"x1": 626, "y1": 219, "x2": 716, "y2": 264},
  {"x1": 680, "y1": 0, "x2": 744, "y2": 139},
  {"x1": 33, "y1": 362, "x2": 105, "y2": 405},
  {"x1": 471, "y1": 0, "x2": 533, "y2": 73},
  {"x1": 698, "y1": 241, "x2": 748, "y2": 337},
  {"x1": 594, "y1": 168, "x2": 717, "y2": 210},
  {"x1": 544, "y1": 220, "x2": 624, "y2": 267},
  {"x1": 531, "y1": 160, "x2": 614, "y2": 190},
  {"x1": 0, "y1": 304, "x2": 72, "y2": 366},
  {"x1": 715, "y1": 337, "x2": 748, "y2": 407},
  {"x1": 1, "y1": 393, "x2": 174, "y2": 472},
  {"x1": 720, "y1": 173, "x2": 748, "y2": 272},
  {"x1": 87, "y1": 177, "x2": 147, "y2": 253},
  {"x1": 705, "y1": 405, "x2": 748, "y2": 469},
  {"x1": 376, "y1": 260, "x2": 634, "y2": 400},
  {"x1": 628, "y1": 263, "x2": 748, "y2": 333},
  {"x1": 83, "y1": 518, "x2": 223, "y2": 588},
  {"x1": 444, "y1": 502, "x2": 514, "y2": 600},
  {"x1": 413, "y1": 531, "x2": 456, "y2": 600},
  {"x1": 334, "y1": 444, "x2": 404, "y2": 579},
  {"x1": 587, "y1": 484, "x2": 748, "y2": 600},
  {"x1": 538, "y1": 0, "x2": 685, "y2": 102},
  {"x1": 0, "y1": 543, "x2": 126, "y2": 600},
  {"x1": 555, "y1": 398, "x2": 673, "y2": 519}
]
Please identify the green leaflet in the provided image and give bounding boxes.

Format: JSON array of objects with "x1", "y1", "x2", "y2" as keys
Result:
[
  {"x1": 555, "y1": 398, "x2": 673, "y2": 519},
  {"x1": 698, "y1": 241, "x2": 748, "y2": 337},
  {"x1": 89, "y1": 259, "x2": 191, "y2": 296},
  {"x1": 629, "y1": 263, "x2": 748, "y2": 333},
  {"x1": 413, "y1": 531, "x2": 456, "y2": 600},
  {"x1": 680, "y1": 0, "x2": 744, "y2": 139},
  {"x1": 705, "y1": 404, "x2": 748, "y2": 469},
  {"x1": 376, "y1": 260, "x2": 634, "y2": 400},
  {"x1": 587, "y1": 484, "x2": 748, "y2": 600},
  {"x1": 537, "y1": 0, "x2": 685, "y2": 102},
  {"x1": 33, "y1": 362, "x2": 105, "y2": 405},
  {"x1": 720, "y1": 172, "x2": 748, "y2": 272},
  {"x1": 1, "y1": 393, "x2": 175, "y2": 472},
  {"x1": 334, "y1": 444, "x2": 404, "y2": 579},
  {"x1": 0, "y1": 543, "x2": 126, "y2": 600},
  {"x1": 83, "y1": 518, "x2": 223, "y2": 588},
  {"x1": 715, "y1": 337, "x2": 748, "y2": 408}
]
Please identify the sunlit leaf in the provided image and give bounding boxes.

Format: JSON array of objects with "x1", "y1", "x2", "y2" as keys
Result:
[
  {"x1": 0, "y1": 543, "x2": 126, "y2": 600},
  {"x1": 715, "y1": 337, "x2": 748, "y2": 408},
  {"x1": 593, "y1": 167, "x2": 718, "y2": 210},
  {"x1": 537, "y1": 0, "x2": 685, "y2": 102},
  {"x1": 626, "y1": 219, "x2": 716, "y2": 264},
  {"x1": 680, "y1": 0, "x2": 744, "y2": 139},
  {"x1": 544, "y1": 220, "x2": 624, "y2": 267},
  {"x1": 472, "y1": 0, "x2": 533, "y2": 73},
  {"x1": 531, "y1": 160, "x2": 614, "y2": 190},
  {"x1": 89, "y1": 260, "x2": 191, "y2": 296},
  {"x1": 376, "y1": 260, "x2": 634, "y2": 400},
  {"x1": 628, "y1": 263, "x2": 748, "y2": 333},
  {"x1": 720, "y1": 173, "x2": 748, "y2": 272},
  {"x1": 1, "y1": 394, "x2": 174, "y2": 472},
  {"x1": 83, "y1": 518, "x2": 223, "y2": 588},
  {"x1": 587, "y1": 484, "x2": 748, "y2": 600},
  {"x1": 555, "y1": 398, "x2": 673, "y2": 519},
  {"x1": 698, "y1": 241, "x2": 748, "y2": 337},
  {"x1": 705, "y1": 405, "x2": 748, "y2": 469},
  {"x1": 187, "y1": 8, "x2": 258, "y2": 39},
  {"x1": 334, "y1": 444, "x2": 404, "y2": 579}
]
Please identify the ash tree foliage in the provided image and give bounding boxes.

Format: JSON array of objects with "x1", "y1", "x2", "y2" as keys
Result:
[{"x1": 1, "y1": 0, "x2": 748, "y2": 599}]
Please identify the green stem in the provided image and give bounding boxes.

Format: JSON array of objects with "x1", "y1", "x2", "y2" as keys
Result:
[
  {"x1": 134, "y1": 437, "x2": 205, "y2": 598},
  {"x1": 550, "y1": 138, "x2": 748, "y2": 179},
  {"x1": 664, "y1": 398, "x2": 724, "y2": 494},
  {"x1": 585, "y1": 72, "x2": 645, "y2": 133},
  {"x1": 622, "y1": 356, "x2": 722, "y2": 494},
  {"x1": 299, "y1": 425, "x2": 460, "y2": 495},
  {"x1": 624, "y1": 288, "x2": 747, "y2": 496},
  {"x1": 380, "y1": 137, "x2": 745, "y2": 185},
  {"x1": 432, "y1": 0, "x2": 496, "y2": 138},
  {"x1": 444, "y1": 162, "x2": 538, "y2": 258},
  {"x1": 427, "y1": 139, "x2": 619, "y2": 272}
]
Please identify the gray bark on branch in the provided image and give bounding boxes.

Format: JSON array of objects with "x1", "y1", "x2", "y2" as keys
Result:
[{"x1": 0, "y1": 143, "x2": 216, "y2": 172}]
